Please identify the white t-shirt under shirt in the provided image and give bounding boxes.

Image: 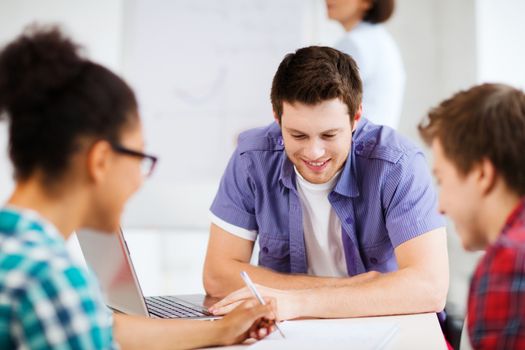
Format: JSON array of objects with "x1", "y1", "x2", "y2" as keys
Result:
[
  {"x1": 208, "y1": 169, "x2": 348, "y2": 277},
  {"x1": 295, "y1": 168, "x2": 347, "y2": 277},
  {"x1": 335, "y1": 21, "x2": 405, "y2": 129}
]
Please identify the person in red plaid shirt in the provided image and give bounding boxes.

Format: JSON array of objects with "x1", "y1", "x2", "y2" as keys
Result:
[{"x1": 419, "y1": 83, "x2": 525, "y2": 349}]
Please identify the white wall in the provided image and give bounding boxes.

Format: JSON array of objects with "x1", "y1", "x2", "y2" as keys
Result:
[
  {"x1": 476, "y1": 0, "x2": 525, "y2": 88},
  {"x1": 119, "y1": 0, "x2": 308, "y2": 229},
  {"x1": 0, "y1": 0, "x2": 124, "y2": 69}
]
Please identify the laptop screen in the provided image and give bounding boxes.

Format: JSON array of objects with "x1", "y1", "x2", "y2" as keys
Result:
[{"x1": 76, "y1": 228, "x2": 149, "y2": 316}]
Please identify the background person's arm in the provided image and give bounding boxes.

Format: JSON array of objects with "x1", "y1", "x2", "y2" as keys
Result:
[
  {"x1": 203, "y1": 223, "x2": 383, "y2": 298},
  {"x1": 210, "y1": 227, "x2": 449, "y2": 320}
]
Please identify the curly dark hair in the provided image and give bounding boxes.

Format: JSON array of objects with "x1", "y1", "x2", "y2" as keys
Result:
[{"x1": 0, "y1": 25, "x2": 138, "y2": 182}]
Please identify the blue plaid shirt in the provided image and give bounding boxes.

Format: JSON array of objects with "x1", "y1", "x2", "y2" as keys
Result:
[
  {"x1": 210, "y1": 118, "x2": 445, "y2": 275},
  {"x1": 0, "y1": 207, "x2": 116, "y2": 349}
]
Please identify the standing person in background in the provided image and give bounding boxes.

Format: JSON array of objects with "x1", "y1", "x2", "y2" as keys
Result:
[
  {"x1": 326, "y1": 0, "x2": 405, "y2": 129},
  {"x1": 0, "y1": 26, "x2": 275, "y2": 349}
]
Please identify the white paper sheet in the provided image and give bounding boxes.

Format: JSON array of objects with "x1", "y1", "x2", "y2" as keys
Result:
[{"x1": 249, "y1": 319, "x2": 399, "y2": 350}]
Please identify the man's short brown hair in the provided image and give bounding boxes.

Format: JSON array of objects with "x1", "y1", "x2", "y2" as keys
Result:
[
  {"x1": 270, "y1": 46, "x2": 362, "y2": 125},
  {"x1": 419, "y1": 83, "x2": 525, "y2": 196}
]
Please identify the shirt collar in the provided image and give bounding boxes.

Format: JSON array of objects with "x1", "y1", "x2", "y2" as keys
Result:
[
  {"x1": 332, "y1": 150, "x2": 360, "y2": 198},
  {"x1": 333, "y1": 118, "x2": 368, "y2": 198},
  {"x1": 501, "y1": 197, "x2": 525, "y2": 235},
  {"x1": 1, "y1": 205, "x2": 64, "y2": 243},
  {"x1": 279, "y1": 152, "x2": 296, "y2": 191}
]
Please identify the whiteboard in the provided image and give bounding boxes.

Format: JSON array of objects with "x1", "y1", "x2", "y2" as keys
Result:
[{"x1": 120, "y1": 0, "x2": 311, "y2": 228}]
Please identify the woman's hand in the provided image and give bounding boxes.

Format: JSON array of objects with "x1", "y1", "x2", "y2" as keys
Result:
[{"x1": 216, "y1": 298, "x2": 277, "y2": 345}]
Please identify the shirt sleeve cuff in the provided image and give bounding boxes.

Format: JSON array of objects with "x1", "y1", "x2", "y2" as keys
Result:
[{"x1": 209, "y1": 211, "x2": 257, "y2": 241}]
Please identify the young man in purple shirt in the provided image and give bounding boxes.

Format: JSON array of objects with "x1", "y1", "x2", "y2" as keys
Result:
[{"x1": 204, "y1": 46, "x2": 448, "y2": 320}]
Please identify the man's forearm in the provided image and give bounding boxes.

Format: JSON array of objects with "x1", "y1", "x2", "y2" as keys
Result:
[
  {"x1": 293, "y1": 228, "x2": 449, "y2": 319},
  {"x1": 294, "y1": 267, "x2": 447, "y2": 318},
  {"x1": 204, "y1": 258, "x2": 378, "y2": 297},
  {"x1": 208, "y1": 228, "x2": 449, "y2": 320}
]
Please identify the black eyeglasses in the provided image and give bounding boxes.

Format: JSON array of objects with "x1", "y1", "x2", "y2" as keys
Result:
[{"x1": 110, "y1": 142, "x2": 158, "y2": 178}]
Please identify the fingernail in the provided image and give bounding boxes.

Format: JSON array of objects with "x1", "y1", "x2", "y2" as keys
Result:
[{"x1": 259, "y1": 329, "x2": 267, "y2": 337}]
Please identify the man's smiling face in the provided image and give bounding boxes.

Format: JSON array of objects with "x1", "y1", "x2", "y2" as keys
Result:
[{"x1": 280, "y1": 98, "x2": 356, "y2": 184}]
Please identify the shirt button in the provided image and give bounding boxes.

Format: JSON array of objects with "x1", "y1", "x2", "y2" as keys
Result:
[
  {"x1": 262, "y1": 247, "x2": 269, "y2": 254},
  {"x1": 370, "y1": 257, "x2": 378, "y2": 264},
  {"x1": 278, "y1": 137, "x2": 284, "y2": 146},
  {"x1": 346, "y1": 217, "x2": 354, "y2": 225},
  {"x1": 355, "y1": 144, "x2": 364, "y2": 152}
]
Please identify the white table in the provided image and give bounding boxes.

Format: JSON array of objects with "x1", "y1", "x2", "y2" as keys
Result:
[{"x1": 204, "y1": 312, "x2": 447, "y2": 350}]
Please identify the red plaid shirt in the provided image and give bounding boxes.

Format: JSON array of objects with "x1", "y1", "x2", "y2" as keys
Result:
[{"x1": 468, "y1": 198, "x2": 525, "y2": 349}]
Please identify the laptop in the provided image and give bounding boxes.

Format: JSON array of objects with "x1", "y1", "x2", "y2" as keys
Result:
[{"x1": 76, "y1": 228, "x2": 219, "y2": 320}]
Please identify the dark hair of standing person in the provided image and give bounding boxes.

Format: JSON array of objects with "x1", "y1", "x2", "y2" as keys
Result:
[{"x1": 363, "y1": 0, "x2": 395, "y2": 24}]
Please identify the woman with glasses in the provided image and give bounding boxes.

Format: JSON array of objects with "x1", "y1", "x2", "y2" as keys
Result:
[{"x1": 0, "y1": 26, "x2": 274, "y2": 349}]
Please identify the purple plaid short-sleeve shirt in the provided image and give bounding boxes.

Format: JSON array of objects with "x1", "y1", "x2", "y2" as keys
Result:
[{"x1": 210, "y1": 118, "x2": 444, "y2": 275}]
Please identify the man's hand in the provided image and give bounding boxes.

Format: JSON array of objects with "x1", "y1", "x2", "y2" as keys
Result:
[
  {"x1": 210, "y1": 285, "x2": 302, "y2": 321},
  {"x1": 216, "y1": 299, "x2": 277, "y2": 345}
]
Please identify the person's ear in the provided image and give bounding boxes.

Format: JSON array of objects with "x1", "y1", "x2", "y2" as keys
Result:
[
  {"x1": 361, "y1": 0, "x2": 373, "y2": 12},
  {"x1": 477, "y1": 158, "x2": 497, "y2": 195},
  {"x1": 273, "y1": 111, "x2": 281, "y2": 126},
  {"x1": 86, "y1": 140, "x2": 112, "y2": 184},
  {"x1": 351, "y1": 104, "x2": 363, "y2": 132}
]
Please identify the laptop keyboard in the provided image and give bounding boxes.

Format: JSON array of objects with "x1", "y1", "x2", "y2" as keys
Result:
[{"x1": 145, "y1": 296, "x2": 212, "y2": 318}]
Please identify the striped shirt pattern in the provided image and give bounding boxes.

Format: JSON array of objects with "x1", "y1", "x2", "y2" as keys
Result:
[
  {"x1": 210, "y1": 118, "x2": 444, "y2": 275},
  {"x1": 0, "y1": 207, "x2": 116, "y2": 349},
  {"x1": 468, "y1": 198, "x2": 525, "y2": 349}
]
